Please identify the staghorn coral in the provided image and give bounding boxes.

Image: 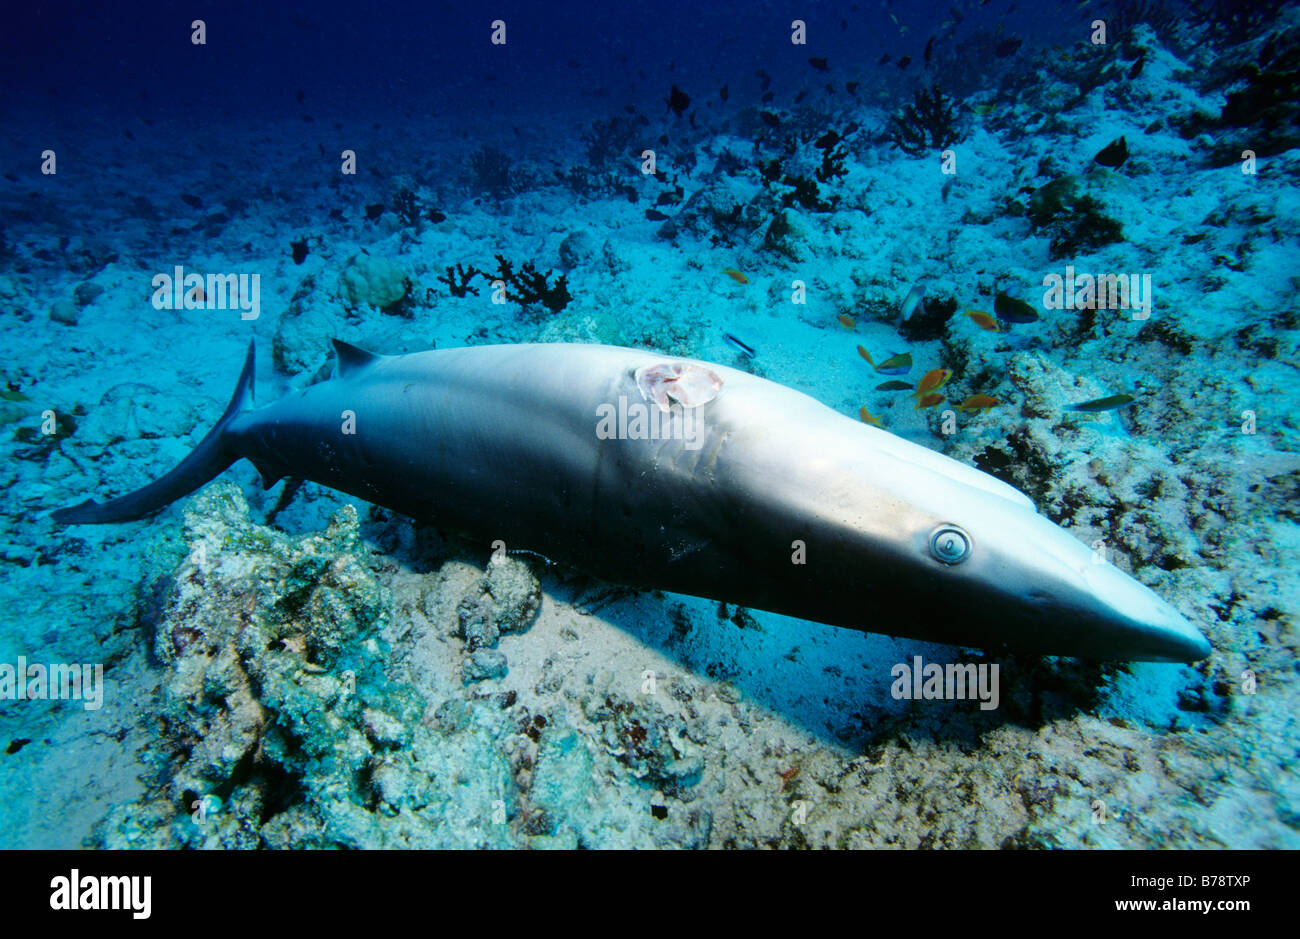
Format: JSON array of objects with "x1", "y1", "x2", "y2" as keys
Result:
[
  {"x1": 754, "y1": 128, "x2": 848, "y2": 214},
  {"x1": 500, "y1": 258, "x2": 573, "y2": 314},
  {"x1": 479, "y1": 254, "x2": 572, "y2": 314},
  {"x1": 391, "y1": 186, "x2": 422, "y2": 230},
  {"x1": 1108, "y1": 0, "x2": 1181, "y2": 44},
  {"x1": 1190, "y1": 0, "x2": 1292, "y2": 43}
]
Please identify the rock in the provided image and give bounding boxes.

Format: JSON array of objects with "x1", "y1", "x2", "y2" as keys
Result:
[
  {"x1": 673, "y1": 174, "x2": 765, "y2": 240},
  {"x1": 91, "y1": 483, "x2": 517, "y2": 850},
  {"x1": 762, "y1": 208, "x2": 809, "y2": 261},
  {"x1": 457, "y1": 598, "x2": 500, "y2": 651},
  {"x1": 581, "y1": 690, "x2": 703, "y2": 792},
  {"x1": 453, "y1": 554, "x2": 541, "y2": 655},
  {"x1": 49, "y1": 300, "x2": 80, "y2": 325},
  {"x1": 601, "y1": 239, "x2": 630, "y2": 275},
  {"x1": 464, "y1": 648, "x2": 508, "y2": 683},
  {"x1": 559, "y1": 230, "x2": 596, "y2": 270},
  {"x1": 484, "y1": 555, "x2": 542, "y2": 635},
  {"x1": 73, "y1": 282, "x2": 104, "y2": 307}
]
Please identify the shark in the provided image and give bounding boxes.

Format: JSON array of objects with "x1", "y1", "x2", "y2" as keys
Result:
[{"x1": 53, "y1": 340, "x2": 1211, "y2": 663}]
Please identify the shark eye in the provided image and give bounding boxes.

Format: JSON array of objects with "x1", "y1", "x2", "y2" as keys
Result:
[{"x1": 929, "y1": 525, "x2": 971, "y2": 564}]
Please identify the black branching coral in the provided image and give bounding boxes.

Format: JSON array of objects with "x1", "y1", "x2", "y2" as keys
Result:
[
  {"x1": 1218, "y1": 29, "x2": 1300, "y2": 156},
  {"x1": 887, "y1": 85, "x2": 964, "y2": 157},
  {"x1": 469, "y1": 146, "x2": 514, "y2": 198},
  {"x1": 757, "y1": 135, "x2": 847, "y2": 214},
  {"x1": 436, "y1": 263, "x2": 481, "y2": 298},
  {"x1": 489, "y1": 255, "x2": 573, "y2": 313},
  {"x1": 435, "y1": 256, "x2": 572, "y2": 313}
]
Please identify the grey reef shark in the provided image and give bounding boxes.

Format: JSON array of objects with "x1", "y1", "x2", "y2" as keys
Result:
[{"x1": 53, "y1": 340, "x2": 1211, "y2": 663}]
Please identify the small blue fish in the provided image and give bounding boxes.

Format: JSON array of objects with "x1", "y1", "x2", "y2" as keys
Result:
[{"x1": 724, "y1": 333, "x2": 756, "y2": 358}]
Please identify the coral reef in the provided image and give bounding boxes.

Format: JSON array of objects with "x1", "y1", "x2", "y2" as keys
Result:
[
  {"x1": 7, "y1": 6, "x2": 1298, "y2": 853},
  {"x1": 92, "y1": 484, "x2": 520, "y2": 849}
]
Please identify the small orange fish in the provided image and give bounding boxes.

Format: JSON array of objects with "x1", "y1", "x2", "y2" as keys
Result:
[
  {"x1": 957, "y1": 394, "x2": 1001, "y2": 413},
  {"x1": 913, "y1": 368, "x2": 952, "y2": 398},
  {"x1": 966, "y1": 309, "x2": 1000, "y2": 332},
  {"x1": 723, "y1": 268, "x2": 748, "y2": 284},
  {"x1": 857, "y1": 344, "x2": 873, "y2": 363},
  {"x1": 914, "y1": 393, "x2": 945, "y2": 410},
  {"x1": 858, "y1": 406, "x2": 883, "y2": 426},
  {"x1": 837, "y1": 313, "x2": 855, "y2": 328}
]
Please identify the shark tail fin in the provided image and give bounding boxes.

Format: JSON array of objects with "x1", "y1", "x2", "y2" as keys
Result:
[{"x1": 51, "y1": 341, "x2": 257, "y2": 525}]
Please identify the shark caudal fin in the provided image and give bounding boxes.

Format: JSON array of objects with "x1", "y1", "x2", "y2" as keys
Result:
[{"x1": 51, "y1": 341, "x2": 257, "y2": 524}]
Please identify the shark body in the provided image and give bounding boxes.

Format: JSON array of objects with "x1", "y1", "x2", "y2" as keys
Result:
[{"x1": 54, "y1": 340, "x2": 1211, "y2": 663}]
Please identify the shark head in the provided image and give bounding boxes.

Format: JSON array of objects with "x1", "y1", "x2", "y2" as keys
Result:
[
  {"x1": 912, "y1": 505, "x2": 1211, "y2": 662},
  {"x1": 869, "y1": 433, "x2": 1211, "y2": 663}
]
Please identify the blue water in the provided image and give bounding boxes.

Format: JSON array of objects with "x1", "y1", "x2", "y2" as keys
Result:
[{"x1": 1, "y1": 0, "x2": 1297, "y2": 849}]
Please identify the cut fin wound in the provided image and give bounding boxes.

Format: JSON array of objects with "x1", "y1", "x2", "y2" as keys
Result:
[
  {"x1": 332, "y1": 338, "x2": 381, "y2": 378},
  {"x1": 50, "y1": 341, "x2": 257, "y2": 524}
]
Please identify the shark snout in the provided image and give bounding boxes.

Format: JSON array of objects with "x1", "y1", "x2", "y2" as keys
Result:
[{"x1": 1082, "y1": 561, "x2": 1211, "y2": 663}]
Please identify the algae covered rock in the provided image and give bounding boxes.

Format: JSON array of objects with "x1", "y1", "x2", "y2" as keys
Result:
[
  {"x1": 451, "y1": 553, "x2": 542, "y2": 683},
  {"x1": 93, "y1": 483, "x2": 517, "y2": 849},
  {"x1": 1026, "y1": 175, "x2": 1123, "y2": 260},
  {"x1": 581, "y1": 689, "x2": 704, "y2": 792},
  {"x1": 558, "y1": 230, "x2": 596, "y2": 270}
]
